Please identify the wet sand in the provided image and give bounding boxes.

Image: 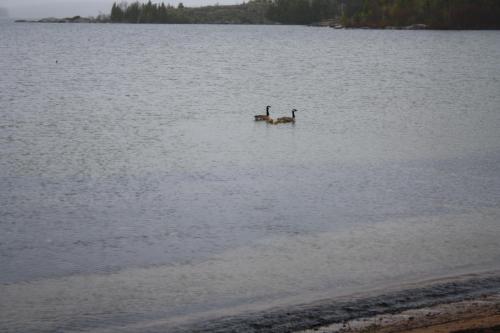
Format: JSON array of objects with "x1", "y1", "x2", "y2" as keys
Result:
[
  {"x1": 300, "y1": 293, "x2": 500, "y2": 333},
  {"x1": 130, "y1": 271, "x2": 500, "y2": 333}
]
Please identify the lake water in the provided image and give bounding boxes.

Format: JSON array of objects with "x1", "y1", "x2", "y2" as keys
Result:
[{"x1": 1, "y1": 21, "x2": 500, "y2": 332}]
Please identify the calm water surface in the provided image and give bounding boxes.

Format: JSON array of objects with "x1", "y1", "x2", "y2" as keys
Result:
[{"x1": 1, "y1": 21, "x2": 500, "y2": 332}]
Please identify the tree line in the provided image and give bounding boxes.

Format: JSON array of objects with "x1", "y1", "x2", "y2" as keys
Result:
[
  {"x1": 110, "y1": 0, "x2": 500, "y2": 28},
  {"x1": 111, "y1": 1, "x2": 184, "y2": 23},
  {"x1": 267, "y1": 0, "x2": 500, "y2": 28},
  {"x1": 110, "y1": 0, "x2": 270, "y2": 24}
]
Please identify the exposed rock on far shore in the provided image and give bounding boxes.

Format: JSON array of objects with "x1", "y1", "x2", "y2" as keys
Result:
[
  {"x1": 346, "y1": 23, "x2": 428, "y2": 30},
  {"x1": 15, "y1": 16, "x2": 107, "y2": 23},
  {"x1": 404, "y1": 23, "x2": 428, "y2": 29}
]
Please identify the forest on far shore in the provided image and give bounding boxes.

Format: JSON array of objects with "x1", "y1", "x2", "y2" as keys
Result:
[{"x1": 110, "y1": 0, "x2": 500, "y2": 28}]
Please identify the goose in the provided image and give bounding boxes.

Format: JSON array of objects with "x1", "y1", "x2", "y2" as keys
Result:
[
  {"x1": 255, "y1": 105, "x2": 271, "y2": 121},
  {"x1": 274, "y1": 109, "x2": 297, "y2": 124}
]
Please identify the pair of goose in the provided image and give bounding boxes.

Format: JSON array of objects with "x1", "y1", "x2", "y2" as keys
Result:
[{"x1": 254, "y1": 106, "x2": 297, "y2": 124}]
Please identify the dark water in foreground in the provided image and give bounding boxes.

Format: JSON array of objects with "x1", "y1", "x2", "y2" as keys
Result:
[{"x1": 1, "y1": 22, "x2": 500, "y2": 332}]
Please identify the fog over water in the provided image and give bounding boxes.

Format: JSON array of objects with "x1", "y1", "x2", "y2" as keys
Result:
[{"x1": 1, "y1": 22, "x2": 500, "y2": 332}]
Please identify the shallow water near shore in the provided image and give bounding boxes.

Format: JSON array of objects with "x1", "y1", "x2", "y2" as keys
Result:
[{"x1": 1, "y1": 21, "x2": 500, "y2": 332}]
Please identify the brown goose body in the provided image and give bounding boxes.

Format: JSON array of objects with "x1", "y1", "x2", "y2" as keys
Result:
[
  {"x1": 255, "y1": 106, "x2": 271, "y2": 121},
  {"x1": 272, "y1": 109, "x2": 297, "y2": 124},
  {"x1": 275, "y1": 116, "x2": 294, "y2": 124},
  {"x1": 255, "y1": 115, "x2": 271, "y2": 121}
]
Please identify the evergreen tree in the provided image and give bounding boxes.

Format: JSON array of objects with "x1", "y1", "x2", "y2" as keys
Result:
[
  {"x1": 108, "y1": 0, "x2": 500, "y2": 28},
  {"x1": 110, "y1": 2, "x2": 124, "y2": 22},
  {"x1": 124, "y1": 2, "x2": 141, "y2": 23},
  {"x1": 159, "y1": 3, "x2": 168, "y2": 23}
]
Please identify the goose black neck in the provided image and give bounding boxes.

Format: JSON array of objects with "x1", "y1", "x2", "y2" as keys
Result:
[
  {"x1": 292, "y1": 110, "x2": 295, "y2": 118},
  {"x1": 266, "y1": 106, "x2": 270, "y2": 116}
]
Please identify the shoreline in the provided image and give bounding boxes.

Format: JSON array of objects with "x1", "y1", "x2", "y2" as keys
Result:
[
  {"x1": 88, "y1": 271, "x2": 500, "y2": 333},
  {"x1": 299, "y1": 293, "x2": 500, "y2": 333},
  {"x1": 11, "y1": 19, "x2": 500, "y2": 30},
  {"x1": 187, "y1": 272, "x2": 500, "y2": 333}
]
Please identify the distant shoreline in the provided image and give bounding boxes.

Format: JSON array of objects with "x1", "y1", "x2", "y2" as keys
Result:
[
  {"x1": 10, "y1": 0, "x2": 500, "y2": 29},
  {"x1": 13, "y1": 19, "x2": 500, "y2": 31},
  {"x1": 15, "y1": 15, "x2": 105, "y2": 24},
  {"x1": 13, "y1": 19, "x2": 500, "y2": 30}
]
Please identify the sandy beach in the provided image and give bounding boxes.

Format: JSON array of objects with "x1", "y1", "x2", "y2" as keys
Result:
[
  {"x1": 133, "y1": 271, "x2": 500, "y2": 332},
  {"x1": 300, "y1": 293, "x2": 500, "y2": 333}
]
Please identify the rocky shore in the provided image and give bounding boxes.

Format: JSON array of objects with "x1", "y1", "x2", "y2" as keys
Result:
[
  {"x1": 309, "y1": 20, "x2": 428, "y2": 30},
  {"x1": 15, "y1": 15, "x2": 108, "y2": 23}
]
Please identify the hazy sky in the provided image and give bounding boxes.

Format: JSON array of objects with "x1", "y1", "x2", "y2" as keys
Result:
[{"x1": 0, "y1": 0, "x2": 241, "y2": 19}]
